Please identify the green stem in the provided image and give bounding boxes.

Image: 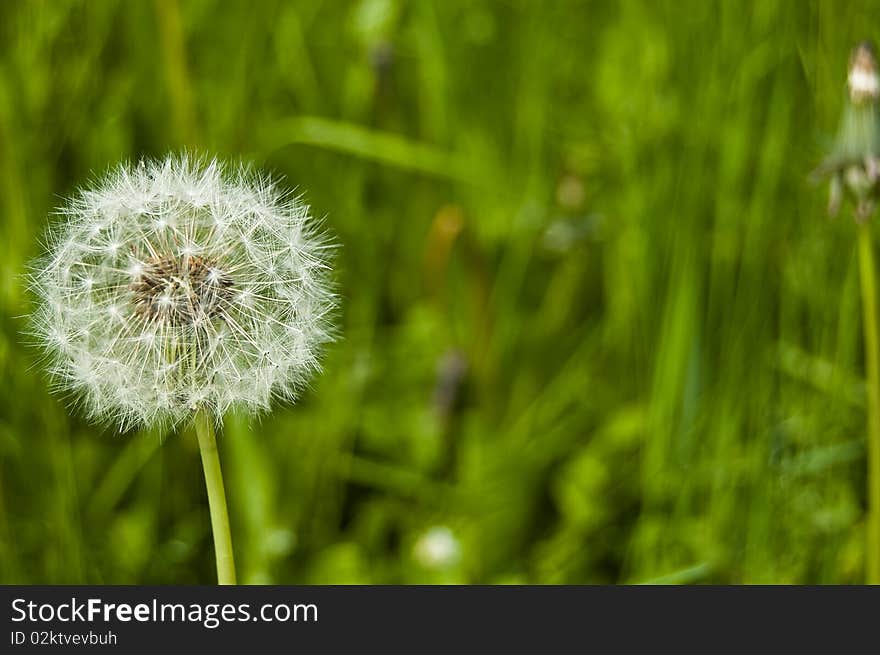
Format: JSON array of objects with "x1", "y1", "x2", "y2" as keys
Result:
[
  {"x1": 858, "y1": 223, "x2": 880, "y2": 585},
  {"x1": 194, "y1": 410, "x2": 236, "y2": 585}
]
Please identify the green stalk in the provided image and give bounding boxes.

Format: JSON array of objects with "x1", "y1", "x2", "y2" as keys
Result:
[
  {"x1": 194, "y1": 409, "x2": 236, "y2": 585},
  {"x1": 858, "y1": 222, "x2": 880, "y2": 584}
]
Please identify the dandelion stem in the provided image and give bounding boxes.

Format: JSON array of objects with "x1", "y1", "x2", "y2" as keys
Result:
[
  {"x1": 858, "y1": 222, "x2": 880, "y2": 584},
  {"x1": 194, "y1": 409, "x2": 236, "y2": 585}
]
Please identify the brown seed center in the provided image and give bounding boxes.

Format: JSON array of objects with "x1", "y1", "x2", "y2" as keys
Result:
[{"x1": 130, "y1": 255, "x2": 234, "y2": 326}]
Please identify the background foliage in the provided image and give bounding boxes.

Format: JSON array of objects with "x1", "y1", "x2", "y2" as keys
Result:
[{"x1": 0, "y1": 0, "x2": 876, "y2": 584}]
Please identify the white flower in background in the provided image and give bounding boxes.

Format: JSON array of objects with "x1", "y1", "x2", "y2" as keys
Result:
[
  {"x1": 414, "y1": 526, "x2": 461, "y2": 569},
  {"x1": 813, "y1": 42, "x2": 880, "y2": 219},
  {"x1": 30, "y1": 155, "x2": 334, "y2": 428}
]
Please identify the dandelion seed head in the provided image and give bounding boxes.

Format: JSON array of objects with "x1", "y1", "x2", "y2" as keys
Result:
[
  {"x1": 849, "y1": 41, "x2": 880, "y2": 104},
  {"x1": 29, "y1": 154, "x2": 335, "y2": 429}
]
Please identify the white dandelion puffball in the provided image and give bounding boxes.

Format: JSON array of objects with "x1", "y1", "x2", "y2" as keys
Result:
[{"x1": 30, "y1": 155, "x2": 334, "y2": 428}]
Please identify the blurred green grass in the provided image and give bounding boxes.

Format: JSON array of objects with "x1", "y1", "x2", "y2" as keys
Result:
[{"x1": 0, "y1": 0, "x2": 876, "y2": 583}]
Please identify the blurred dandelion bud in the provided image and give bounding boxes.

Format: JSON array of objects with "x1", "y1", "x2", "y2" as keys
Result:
[
  {"x1": 849, "y1": 42, "x2": 880, "y2": 104},
  {"x1": 555, "y1": 173, "x2": 586, "y2": 212},
  {"x1": 432, "y1": 350, "x2": 467, "y2": 420},
  {"x1": 813, "y1": 41, "x2": 880, "y2": 220},
  {"x1": 29, "y1": 154, "x2": 335, "y2": 429},
  {"x1": 414, "y1": 526, "x2": 462, "y2": 569}
]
